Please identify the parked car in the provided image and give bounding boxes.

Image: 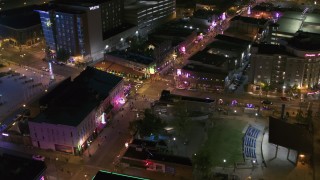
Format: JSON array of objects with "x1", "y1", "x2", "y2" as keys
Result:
[
  {"x1": 261, "y1": 100, "x2": 273, "y2": 105},
  {"x1": 41, "y1": 67, "x2": 49, "y2": 72},
  {"x1": 187, "y1": 87, "x2": 197, "y2": 91},
  {"x1": 57, "y1": 61, "x2": 65, "y2": 66},
  {"x1": 32, "y1": 155, "x2": 45, "y2": 161}
]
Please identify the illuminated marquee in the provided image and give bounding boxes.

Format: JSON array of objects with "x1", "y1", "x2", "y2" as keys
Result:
[
  {"x1": 89, "y1": 5, "x2": 99, "y2": 10},
  {"x1": 305, "y1": 53, "x2": 320, "y2": 57}
]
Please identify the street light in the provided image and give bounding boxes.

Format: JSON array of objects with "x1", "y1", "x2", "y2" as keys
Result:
[{"x1": 223, "y1": 159, "x2": 226, "y2": 169}]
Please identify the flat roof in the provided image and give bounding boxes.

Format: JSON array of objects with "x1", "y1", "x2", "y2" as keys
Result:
[
  {"x1": 55, "y1": 0, "x2": 113, "y2": 7},
  {"x1": 252, "y1": 44, "x2": 293, "y2": 56},
  {"x1": 230, "y1": 15, "x2": 269, "y2": 25},
  {"x1": 304, "y1": 13, "x2": 320, "y2": 24},
  {"x1": 207, "y1": 40, "x2": 247, "y2": 55},
  {"x1": 269, "y1": 116, "x2": 312, "y2": 153},
  {"x1": 160, "y1": 90, "x2": 216, "y2": 104},
  {"x1": 301, "y1": 24, "x2": 320, "y2": 34},
  {"x1": 0, "y1": 5, "x2": 41, "y2": 29},
  {"x1": 123, "y1": 146, "x2": 192, "y2": 166},
  {"x1": 108, "y1": 51, "x2": 155, "y2": 66},
  {"x1": 95, "y1": 61, "x2": 145, "y2": 77},
  {"x1": 281, "y1": 11, "x2": 304, "y2": 20},
  {"x1": 214, "y1": 34, "x2": 252, "y2": 46},
  {"x1": 33, "y1": 67, "x2": 122, "y2": 126},
  {"x1": 150, "y1": 20, "x2": 196, "y2": 39},
  {"x1": 275, "y1": 18, "x2": 302, "y2": 34},
  {"x1": 93, "y1": 170, "x2": 150, "y2": 180},
  {"x1": 124, "y1": 1, "x2": 156, "y2": 10},
  {"x1": 189, "y1": 49, "x2": 230, "y2": 67},
  {"x1": 193, "y1": 9, "x2": 223, "y2": 19},
  {"x1": 0, "y1": 153, "x2": 46, "y2": 180},
  {"x1": 103, "y1": 23, "x2": 136, "y2": 40},
  {"x1": 182, "y1": 63, "x2": 228, "y2": 76},
  {"x1": 286, "y1": 31, "x2": 320, "y2": 51}
]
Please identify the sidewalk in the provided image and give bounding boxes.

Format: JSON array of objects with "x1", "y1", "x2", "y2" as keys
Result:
[{"x1": 0, "y1": 139, "x2": 83, "y2": 164}]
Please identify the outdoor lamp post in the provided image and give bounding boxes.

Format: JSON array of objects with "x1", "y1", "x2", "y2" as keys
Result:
[{"x1": 223, "y1": 159, "x2": 226, "y2": 169}]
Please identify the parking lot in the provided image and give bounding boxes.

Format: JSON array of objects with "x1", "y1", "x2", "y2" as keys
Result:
[{"x1": 0, "y1": 64, "x2": 64, "y2": 128}]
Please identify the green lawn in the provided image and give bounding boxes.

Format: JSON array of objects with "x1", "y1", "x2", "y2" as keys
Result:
[{"x1": 203, "y1": 118, "x2": 246, "y2": 167}]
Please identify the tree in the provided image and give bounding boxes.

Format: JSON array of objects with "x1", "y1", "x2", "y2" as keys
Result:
[
  {"x1": 171, "y1": 99, "x2": 191, "y2": 136},
  {"x1": 129, "y1": 109, "x2": 166, "y2": 137},
  {"x1": 261, "y1": 81, "x2": 272, "y2": 98},
  {"x1": 192, "y1": 150, "x2": 212, "y2": 179},
  {"x1": 56, "y1": 48, "x2": 70, "y2": 62}
]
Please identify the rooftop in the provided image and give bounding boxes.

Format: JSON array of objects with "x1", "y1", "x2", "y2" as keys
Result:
[
  {"x1": 123, "y1": 146, "x2": 192, "y2": 166},
  {"x1": 252, "y1": 44, "x2": 291, "y2": 55},
  {"x1": 281, "y1": 11, "x2": 304, "y2": 20},
  {"x1": 124, "y1": 1, "x2": 157, "y2": 10},
  {"x1": 103, "y1": 23, "x2": 136, "y2": 40},
  {"x1": 269, "y1": 116, "x2": 312, "y2": 153},
  {"x1": 0, "y1": 5, "x2": 41, "y2": 29},
  {"x1": 182, "y1": 63, "x2": 228, "y2": 76},
  {"x1": 304, "y1": 13, "x2": 320, "y2": 24},
  {"x1": 33, "y1": 67, "x2": 122, "y2": 126},
  {"x1": 108, "y1": 51, "x2": 155, "y2": 66},
  {"x1": 286, "y1": 31, "x2": 320, "y2": 51},
  {"x1": 207, "y1": 40, "x2": 247, "y2": 55},
  {"x1": 160, "y1": 90, "x2": 216, "y2": 104},
  {"x1": 193, "y1": 9, "x2": 223, "y2": 19},
  {"x1": 0, "y1": 153, "x2": 46, "y2": 180},
  {"x1": 189, "y1": 48, "x2": 230, "y2": 67},
  {"x1": 275, "y1": 18, "x2": 302, "y2": 34},
  {"x1": 55, "y1": 0, "x2": 114, "y2": 7},
  {"x1": 214, "y1": 34, "x2": 252, "y2": 46},
  {"x1": 230, "y1": 15, "x2": 269, "y2": 25},
  {"x1": 150, "y1": 19, "x2": 196, "y2": 39},
  {"x1": 93, "y1": 170, "x2": 150, "y2": 180}
]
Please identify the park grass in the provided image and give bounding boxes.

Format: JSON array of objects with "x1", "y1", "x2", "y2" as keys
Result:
[{"x1": 203, "y1": 118, "x2": 246, "y2": 167}]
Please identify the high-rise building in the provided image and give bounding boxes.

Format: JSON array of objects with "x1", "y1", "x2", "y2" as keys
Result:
[
  {"x1": 36, "y1": 0, "x2": 136, "y2": 62},
  {"x1": 124, "y1": 0, "x2": 176, "y2": 36}
]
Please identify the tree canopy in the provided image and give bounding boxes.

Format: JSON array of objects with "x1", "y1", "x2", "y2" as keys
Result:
[{"x1": 129, "y1": 109, "x2": 167, "y2": 137}]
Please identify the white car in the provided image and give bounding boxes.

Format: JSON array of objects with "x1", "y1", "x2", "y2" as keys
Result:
[
  {"x1": 41, "y1": 67, "x2": 49, "y2": 72},
  {"x1": 32, "y1": 155, "x2": 45, "y2": 161}
]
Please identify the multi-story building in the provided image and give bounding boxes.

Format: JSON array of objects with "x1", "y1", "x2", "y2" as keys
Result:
[
  {"x1": 249, "y1": 33, "x2": 320, "y2": 90},
  {"x1": 0, "y1": 5, "x2": 43, "y2": 48},
  {"x1": 28, "y1": 67, "x2": 125, "y2": 155},
  {"x1": 227, "y1": 15, "x2": 269, "y2": 41},
  {"x1": 36, "y1": 0, "x2": 137, "y2": 62},
  {"x1": 124, "y1": 0, "x2": 176, "y2": 36},
  {"x1": 267, "y1": 11, "x2": 320, "y2": 45}
]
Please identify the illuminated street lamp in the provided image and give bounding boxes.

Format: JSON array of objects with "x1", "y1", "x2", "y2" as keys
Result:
[{"x1": 282, "y1": 85, "x2": 286, "y2": 94}]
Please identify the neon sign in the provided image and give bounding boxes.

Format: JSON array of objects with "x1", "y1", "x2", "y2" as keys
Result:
[
  {"x1": 89, "y1": 5, "x2": 99, "y2": 10},
  {"x1": 305, "y1": 53, "x2": 320, "y2": 57}
]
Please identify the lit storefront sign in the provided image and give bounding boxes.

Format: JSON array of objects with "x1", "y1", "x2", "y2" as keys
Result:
[
  {"x1": 177, "y1": 69, "x2": 181, "y2": 76},
  {"x1": 305, "y1": 53, "x2": 320, "y2": 57},
  {"x1": 89, "y1": 5, "x2": 99, "y2": 10}
]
